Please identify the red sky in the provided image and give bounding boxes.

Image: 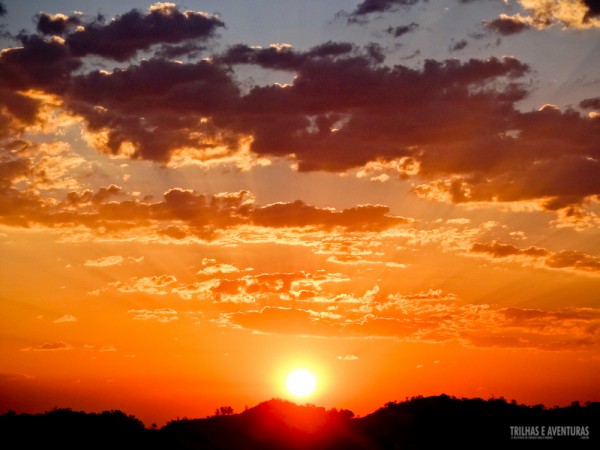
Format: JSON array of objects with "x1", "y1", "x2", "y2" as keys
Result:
[{"x1": 0, "y1": 0, "x2": 599, "y2": 426}]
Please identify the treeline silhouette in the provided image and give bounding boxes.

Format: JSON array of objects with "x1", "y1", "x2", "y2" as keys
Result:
[{"x1": 1, "y1": 395, "x2": 597, "y2": 449}]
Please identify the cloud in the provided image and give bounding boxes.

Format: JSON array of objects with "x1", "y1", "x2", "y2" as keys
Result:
[
  {"x1": 83, "y1": 255, "x2": 143, "y2": 267},
  {"x1": 109, "y1": 267, "x2": 351, "y2": 305},
  {"x1": 230, "y1": 54, "x2": 531, "y2": 171},
  {"x1": 501, "y1": 306, "x2": 596, "y2": 322},
  {"x1": 53, "y1": 314, "x2": 78, "y2": 323},
  {"x1": 411, "y1": 105, "x2": 599, "y2": 210},
  {"x1": 337, "y1": 354, "x2": 359, "y2": 360},
  {"x1": 583, "y1": 0, "x2": 600, "y2": 21},
  {"x1": 0, "y1": 2, "x2": 6, "y2": 17},
  {"x1": 0, "y1": 372, "x2": 35, "y2": 382},
  {"x1": 223, "y1": 306, "x2": 334, "y2": 336},
  {"x1": 471, "y1": 241, "x2": 549, "y2": 258},
  {"x1": 385, "y1": 23, "x2": 419, "y2": 37},
  {"x1": 1, "y1": 4, "x2": 598, "y2": 222},
  {"x1": 210, "y1": 272, "x2": 329, "y2": 303},
  {"x1": 580, "y1": 97, "x2": 600, "y2": 110},
  {"x1": 470, "y1": 241, "x2": 600, "y2": 275},
  {"x1": 250, "y1": 201, "x2": 409, "y2": 231},
  {"x1": 36, "y1": 13, "x2": 81, "y2": 35},
  {"x1": 22, "y1": 341, "x2": 73, "y2": 351},
  {"x1": 218, "y1": 41, "x2": 355, "y2": 70},
  {"x1": 449, "y1": 39, "x2": 468, "y2": 52},
  {"x1": 346, "y1": 0, "x2": 422, "y2": 22},
  {"x1": 90, "y1": 246, "x2": 598, "y2": 351},
  {"x1": 483, "y1": 14, "x2": 533, "y2": 35},
  {"x1": 99, "y1": 345, "x2": 117, "y2": 352},
  {"x1": 545, "y1": 250, "x2": 600, "y2": 272},
  {"x1": 84, "y1": 256, "x2": 124, "y2": 267},
  {"x1": 215, "y1": 285, "x2": 600, "y2": 350},
  {"x1": 68, "y1": 58, "x2": 241, "y2": 162},
  {"x1": 516, "y1": 0, "x2": 600, "y2": 29},
  {"x1": 0, "y1": 4, "x2": 222, "y2": 143},
  {"x1": 65, "y1": 3, "x2": 224, "y2": 61},
  {"x1": 113, "y1": 275, "x2": 177, "y2": 295},
  {"x1": 129, "y1": 308, "x2": 178, "y2": 323},
  {"x1": 197, "y1": 260, "x2": 243, "y2": 275},
  {"x1": 0, "y1": 174, "x2": 408, "y2": 238},
  {"x1": 0, "y1": 35, "x2": 79, "y2": 93}
]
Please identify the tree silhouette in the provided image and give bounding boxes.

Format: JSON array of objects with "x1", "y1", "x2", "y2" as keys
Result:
[
  {"x1": 1, "y1": 396, "x2": 597, "y2": 449},
  {"x1": 215, "y1": 405, "x2": 235, "y2": 416}
]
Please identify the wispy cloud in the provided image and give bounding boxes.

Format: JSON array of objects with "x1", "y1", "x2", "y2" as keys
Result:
[
  {"x1": 99, "y1": 345, "x2": 117, "y2": 352},
  {"x1": 83, "y1": 255, "x2": 144, "y2": 267},
  {"x1": 53, "y1": 314, "x2": 78, "y2": 323},
  {"x1": 21, "y1": 341, "x2": 73, "y2": 352},
  {"x1": 129, "y1": 308, "x2": 179, "y2": 323},
  {"x1": 209, "y1": 285, "x2": 600, "y2": 350}
]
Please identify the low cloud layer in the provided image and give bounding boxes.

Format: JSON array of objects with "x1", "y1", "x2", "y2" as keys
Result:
[
  {"x1": 107, "y1": 262, "x2": 600, "y2": 350},
  {"x1": 0, "y1": 171, "x2": 409, "y2": 239}
]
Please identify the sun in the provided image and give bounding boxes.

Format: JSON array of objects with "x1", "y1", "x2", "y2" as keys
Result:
[{"x1": 285, "y1": 368, "x2": 317, "y2": 397}]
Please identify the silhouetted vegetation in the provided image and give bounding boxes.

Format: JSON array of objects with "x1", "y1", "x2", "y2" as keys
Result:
[
  {"x1": 1, "y1": 395, "x2": 597, "y2": 449},
  {"x1": 0, "y1": 408, "x2": 159, "y2": 450}
]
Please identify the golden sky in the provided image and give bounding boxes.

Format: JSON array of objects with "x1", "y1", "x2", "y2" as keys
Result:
[{"x1": 0, "y1": 0, "x2": 599, "y2": 426}]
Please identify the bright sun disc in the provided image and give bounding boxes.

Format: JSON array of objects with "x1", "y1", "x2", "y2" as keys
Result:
[{"x1": 285, "y1": 368, "x2": 317, "y2": 397}]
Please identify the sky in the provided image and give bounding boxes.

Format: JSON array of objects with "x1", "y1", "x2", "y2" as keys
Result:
[{"x1": 0, "y1": 0, "x2": 599, "y2": 426}]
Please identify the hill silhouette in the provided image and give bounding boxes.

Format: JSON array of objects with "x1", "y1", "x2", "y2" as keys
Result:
[{"x1": 1, "y1": 395, "x2": 597, "y2": 449}]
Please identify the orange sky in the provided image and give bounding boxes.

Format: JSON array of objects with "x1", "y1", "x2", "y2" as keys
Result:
[{"x1": 0, "y1": 0, "x2": 599, "y2": 427}]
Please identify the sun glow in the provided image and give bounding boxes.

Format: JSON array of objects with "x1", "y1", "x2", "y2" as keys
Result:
[{"x1": 285, "y1": 368, "x2": 317, "y2": 398}]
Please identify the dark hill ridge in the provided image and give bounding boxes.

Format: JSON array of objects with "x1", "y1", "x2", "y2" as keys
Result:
[
  {"x1": 1, "y1": 395, "x2": 597, "y2": 449},
  {"x1": 161, "y1": 399, "x2": 357, "y2": 449}
]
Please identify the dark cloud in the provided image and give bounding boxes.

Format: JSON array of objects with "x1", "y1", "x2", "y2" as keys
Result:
[
  {"x1": 352, "y1": 0, "x2": 420, "y2": 16},
  {"x1": 1, "y1": 4, "x2": 598, "y2": 214},
  {"x1": 0, "y1": 2, "x2": 6, "y2": 17},
  {"x1": 1, "y1": 34, "x2": 79, "y2": 92},
  {"x1": 36, "y1": 12, "x2": 81, "y2": 35},
  {"x1": 219, "y1": 43, "x2": 306, "y2": 70},
  {"x1": 155, "y1": 42, "x2": 208, "y2": 59},
  {"x1": 413, "y1": 105, "x2": 599, "y2": 209},
  {"x1": 483, "y1": 15, "x2": 532, "y2": 36},
  {"x1": 580, "y1": 97, "x2": 600, "y2": 109},
  {"x1": 471, "y1": 241, "x2": 549, "y2": 258},
  {"x1": 65, "y1": 3, "x2": 224, "y2": 61},
  {"x1": 251, "y1": 200, "x2": 409, "y2": 231},
  {"x1": 583, "y1": 0, "x2": 600, "y2": 22},
  {"x1": 0, "y1": 35, "x2": 78, "y2": 138},
  {"x1": 0, "y1": 148, "x2": 31, "y2": 187},
  {"x1": 449, "y1": 39, "x2": 468, "y2": 52},
  {"x1": 1, "y1": 5, "x2": 224, "y2": 145},
  {"x1": 218, "y1": 41, "x2": 355, "y2": 70},
  {"x1": 471, "y1": 241, "x2": 600, "y2": 275},
  {"x1": 386, "y1": 23, "x2": 419, "y2": 38},
  {"x1": 340, "y1": 0, "x2": 422, "y2": 24},
  {"x1": 0, "y1": 93, "x2": 41, "y2": 138},
  {"x1": 67, "y1": 57, "x2": 241, "y2": 161},
  {"x1": 62, "y1": 39, "x2": 599, "y2": 209},
  {"x1": 546, "y1": 251, "x2": 600, "y2": 272},
  {"x1": 228, "y1": 55, "x2": 529, "y2": 171}
]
